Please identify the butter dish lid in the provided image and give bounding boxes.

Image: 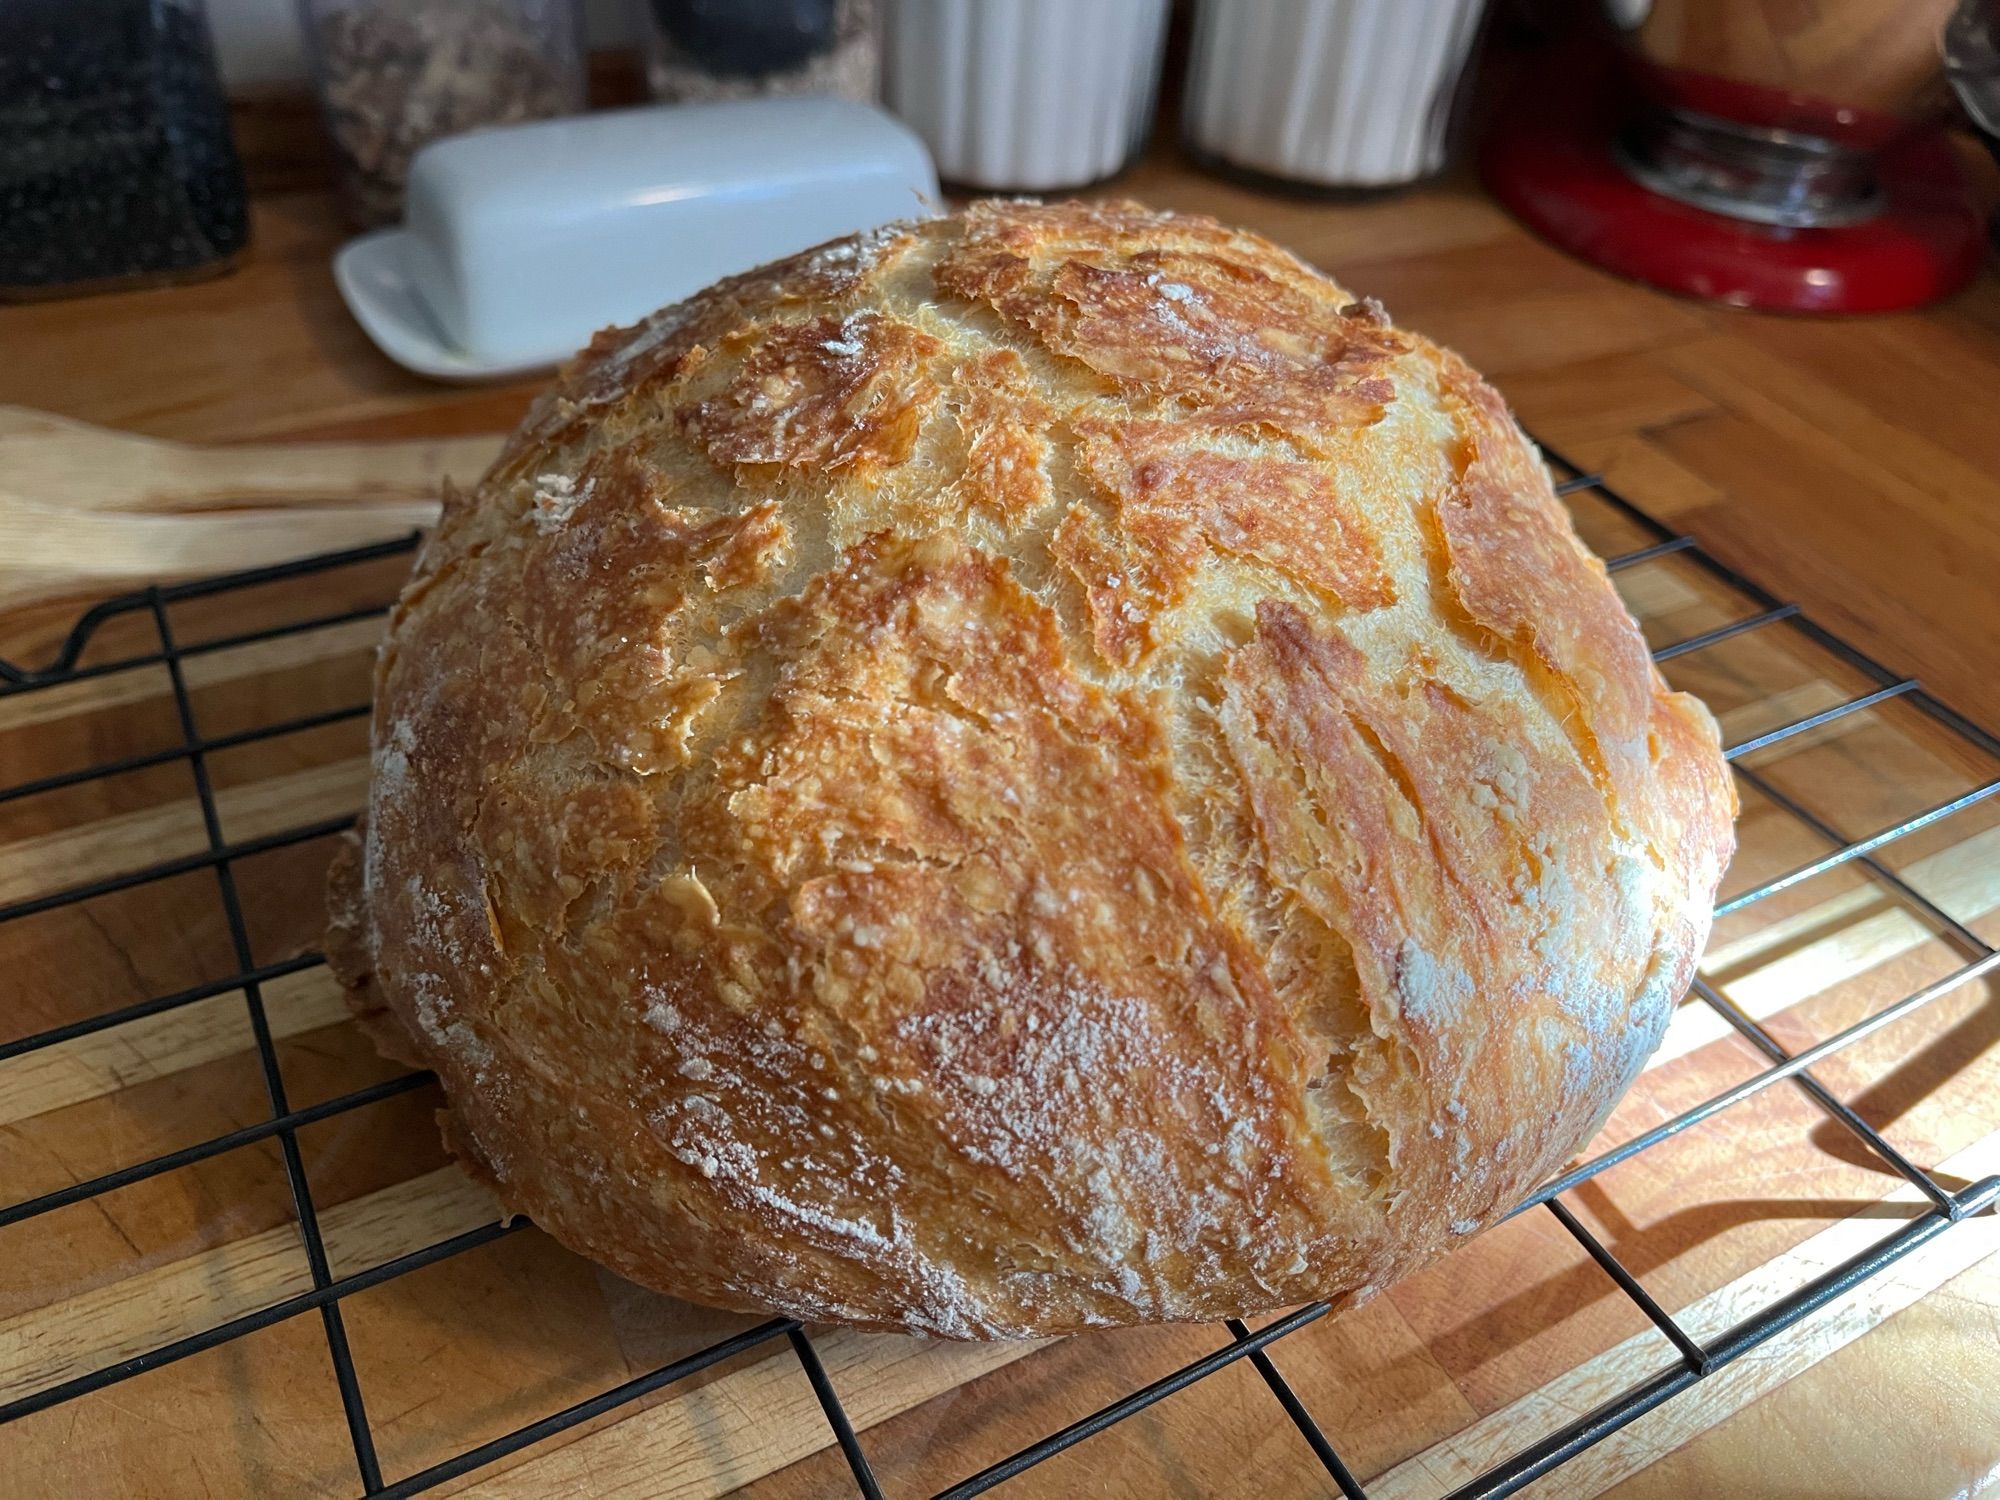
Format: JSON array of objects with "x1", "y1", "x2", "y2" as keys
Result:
[{"x1": 333, "y1": 96, "x2": 940, "y2": 381}]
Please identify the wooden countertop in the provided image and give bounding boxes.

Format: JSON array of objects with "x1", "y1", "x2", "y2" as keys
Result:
[{"x1": 3, "y1": 145, "x2": 1999, "y2": 1499}]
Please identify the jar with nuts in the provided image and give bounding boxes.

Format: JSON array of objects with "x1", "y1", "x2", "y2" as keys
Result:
[{"x1": 300, "y1": 0, "x2": 587, "y2": 227}]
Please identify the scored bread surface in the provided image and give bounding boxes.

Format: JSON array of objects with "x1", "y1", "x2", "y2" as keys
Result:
[{"x1": 327, "y1": 200, "x2": 1736, "y2": 1338}]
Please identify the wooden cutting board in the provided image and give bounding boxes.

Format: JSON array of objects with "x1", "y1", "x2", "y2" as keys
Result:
[
  {"x1": 1, "y1": 476, "x2": 1995, "y2": 1499},
  {"x1": 2, "y1": 153, "x2": 1999, "y2": 1499}
]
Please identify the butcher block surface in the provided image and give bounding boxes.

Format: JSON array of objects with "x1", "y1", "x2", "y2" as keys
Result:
[{"x1": 2, "y1": 141, "x2": 2000, "y2": 1498}]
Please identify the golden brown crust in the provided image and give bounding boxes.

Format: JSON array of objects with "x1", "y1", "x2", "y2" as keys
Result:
[
  {"x1": 334, "y1": 201, "x2": 1735, "y2": 1337},
  {"x1": 679, "y1": 312, "x2": 941, "y2": 473},
  {"x1": 933, "y1": 200, "x2": 1407, "y2": 433}
]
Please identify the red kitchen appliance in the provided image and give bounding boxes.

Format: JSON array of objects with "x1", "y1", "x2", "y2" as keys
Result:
[{"x1": 1482, "y1": 0, "x2": 1986, "y2": 313}]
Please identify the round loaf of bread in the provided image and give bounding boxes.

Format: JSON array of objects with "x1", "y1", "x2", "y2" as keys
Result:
[{"x1": 328, "y1": 200, "x2": 1736, "y2": 1338}]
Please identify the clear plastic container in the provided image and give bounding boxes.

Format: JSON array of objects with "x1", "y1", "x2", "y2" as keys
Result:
[
  {"x1": 636, "y1": 0, "x2": 879, "y2": 106},
  {"x1": 300, "y1": 0, "x2": 588, "y2": 228},
  {"x1": 0, "y1": 0, "x2": 250, "y2": 300}
]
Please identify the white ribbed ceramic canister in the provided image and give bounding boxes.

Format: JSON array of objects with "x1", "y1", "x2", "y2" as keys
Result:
[
  {"x1": 1184, "y1": 0, "x2": 1490, "y2": 189},
  {"x1": 883, "y1": 0, "x2": 1170, "y2": 191}
]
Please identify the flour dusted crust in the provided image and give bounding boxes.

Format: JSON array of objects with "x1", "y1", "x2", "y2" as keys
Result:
[{"x1": 327, "y1": 201, "x2": 1736, "y2": 1338}]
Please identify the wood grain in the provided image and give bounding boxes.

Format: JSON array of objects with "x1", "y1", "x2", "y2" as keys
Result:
[
  {"x1": 0, "y1": 615, "x2": 381, "y2": 732},
  {"x1": 0, "y1": 968, "x2": 348, "y2": 1128},
  {"x1": 469, "y1": 1335, "x2": 1042, "y2": 1499},
  {"x1": 0, "y1": 407, "x2": 494, "y2": 513},
  {"x1": 0, "y1": 1169, "x2": 497, "y2": 1403},
  {"x1": 1603, "y1": 1257, "x2": 2000, "y2": 1500},
  {"x1": 0, "y1": 757, "x2": 367, "y2": 906},
  {"x1": 3, "y1": 126, "x2": 1999, "y2": 1498},
  {"x1": 0, "y1": 407, "x2": 498, "y2": 614},
  {"x1": 1371, "y1": 1129, "x2": 2000, "y2": 1500},
  {"x1": 0, "y1": 503, "x2": 433, "y2": 616}
]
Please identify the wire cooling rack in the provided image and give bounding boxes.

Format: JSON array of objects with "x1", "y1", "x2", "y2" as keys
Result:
[{"x1": 2, "y1": 444, "x2": 1997, "y2": 1499}]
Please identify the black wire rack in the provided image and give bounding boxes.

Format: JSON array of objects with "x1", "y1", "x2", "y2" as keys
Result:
[{"x1": 2, "y1": 444, "x2": 1997, "y2": 1500}]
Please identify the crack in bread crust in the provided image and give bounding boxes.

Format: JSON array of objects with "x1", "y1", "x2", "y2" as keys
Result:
[{"x1": 335, "y1": 200, "x2": 1737, "y2": 1338}]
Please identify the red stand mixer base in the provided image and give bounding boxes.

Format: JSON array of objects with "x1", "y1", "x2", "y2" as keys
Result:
[{"x1": 1481, "y1": 62, "x2": 1985, "y2": 314}]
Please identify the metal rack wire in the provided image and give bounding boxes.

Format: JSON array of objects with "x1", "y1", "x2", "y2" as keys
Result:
[{"x1": 2, "y1": 445, "x2": 1996, "y2": 1499}]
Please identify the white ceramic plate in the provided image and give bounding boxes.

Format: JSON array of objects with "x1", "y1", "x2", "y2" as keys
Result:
[{"x1": 332, "y1": 229, "x2": 560, "y2": 383}]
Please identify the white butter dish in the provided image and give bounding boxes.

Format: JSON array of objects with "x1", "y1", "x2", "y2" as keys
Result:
[{"x1": 333, "y1": 96, "x2": 940, "y2": 381}]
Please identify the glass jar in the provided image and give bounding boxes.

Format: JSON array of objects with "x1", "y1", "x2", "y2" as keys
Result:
[
  {"x1": 636, "y1": 0, "x2": 879, "y2": 106},
  {"x1": 1612, "y1": 0, "x2": 1958, "y2": 229},
  {"x1": 300, "y1": 0, "x2": 588, "y2": 228},
  {"x1": 1946, "y1": 0, "x2": 2000, "y2": 171},
  {"x1": 0, "y1": 0, "x2": 250, "y2": 300}
]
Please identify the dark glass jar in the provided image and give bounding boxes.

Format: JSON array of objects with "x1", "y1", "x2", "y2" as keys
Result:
[
  {"x1": 637, "y1": 0, "x2": 879, "y2": 106},
  {"x1": 0, "y1": 0, "x2": 251, "y2": 300}
]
